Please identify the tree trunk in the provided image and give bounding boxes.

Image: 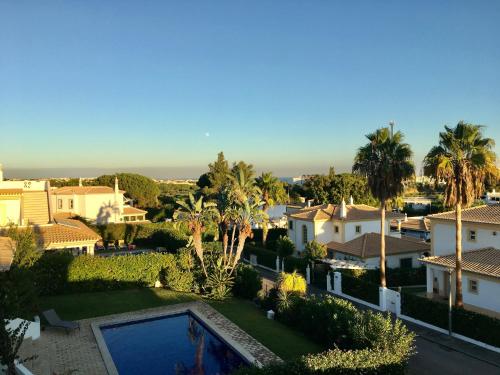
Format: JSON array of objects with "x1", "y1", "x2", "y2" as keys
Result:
[
  {"x1": 262, "y1": 223, "x2": 269, "y2": 246},
  {"x1": 380, "y1": 202, "x2": 386, "y2": 288},
  {"x1": 455, "y1": 202, "x2": 463, "y2": 307}
]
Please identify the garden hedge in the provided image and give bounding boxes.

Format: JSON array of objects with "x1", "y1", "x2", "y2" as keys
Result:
[
  {"x1": 341, "y1": 273, "x2": 380, "y2": 305},
  {"x1": 251, "y1": 228, "x2": 287, "y2": 249},
  {"x1": 243, "y1": 244, "x2": 278, "y2": 269},
  {"x1": 402, "y1": 292, "x2": 500, "y2": 347},
  {"x1": 241, "y1": 295, "x2": 415, "y2": 374},
  {"x1": 340, "y1": 267, "x2": 426, "y2": 287},
  {"x1": 31, "y1": 251, "x2": 194, "y2": 295}
]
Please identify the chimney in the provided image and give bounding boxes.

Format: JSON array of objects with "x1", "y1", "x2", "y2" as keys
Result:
[
  {"x1": 307, "y1": 199, "x2": 313, "y2": 208},
  {"x1": 114, "y1": 176, "x2": 119, "y2": 193},
  {"x1": 78, "y1": 178, "x2": 83, "y2": 187},
  {"x1": 340, "y1": 199, "x2": 347, "y2": 219},
  {"x1": 349, "y1": 195, "x2": 354, "y2": 205},
  {"x1": 404, "y1": 213, "x2": 408, "y2": 222}
]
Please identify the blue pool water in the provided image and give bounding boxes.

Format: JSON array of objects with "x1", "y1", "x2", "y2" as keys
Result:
[{"x1": 100, "y1": 312, "x2": 248, "y2": 375}]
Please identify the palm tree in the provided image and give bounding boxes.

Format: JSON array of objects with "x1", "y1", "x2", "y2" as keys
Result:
[
  {"x1": 173, "y1": 194, "x2": 219, "y2": 277},
  {"x1": 353, "y1": 127, "x2": 414, "y2": 288},
  {"x1": 256, "y1": 172, "x2": 288, "y2": 245},
  {"x1": 423, "y1": 122, "x2": 496, "y2": 307}
]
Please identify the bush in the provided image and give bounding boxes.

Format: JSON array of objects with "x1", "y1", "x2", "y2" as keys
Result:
[
  {"x1": 241, "y1": 294, "x2": 415, "y2": 375},
  {"x1": 402, "y1": 292, "x2": 500, "y2": 347},
  {"x1": 283, "y1": 256, "x2": 308, "y2": 274},
  {"x1": 276, "y1": 236, "x2": 295, "y2": 258},
  {"x1": 251, "y1": 228, "x2": 287, "y2": 250},
  {"x1": 277, "y1": 272, "x2": 307, "y2": 295},
  {"x1": 133, "y1": 222, "x2": 189, "y2": 249},
  {"x1": 31, "y1": 251, "x2": 193, "y2": 295},
  {"x1": 233, "y1": 264, "x2": 262, "y2": 299}
]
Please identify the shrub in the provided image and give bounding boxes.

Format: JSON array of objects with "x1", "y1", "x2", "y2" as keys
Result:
[
  {"x1": 233, "y1": 264, "x2": 262, "y2": 299},
  {"x1": 31, "y1": 251, "x2": 192, "y2": 295},
  {"x1": 240, "y1": 294, "x2": 415, "y2": 375},
  {"x1": 341, "y1": 267, "x2": 426, "y2": 287},
  {"x1": 304, "y1": 240, "x2": 327, "y2": 263},
  {"x1": 277, "y1": 272, "x2": 307, "y2": 295},
  {"x1": 276, "y1": 236, "x2": 295, "y2": 258},
  {"x1": 252, "y1": 228, "x2": 287, "y2": 250},
  {"x1": 402, "y1": 292, "x2": 500, "y2": 347},
  {"x1": 283, "y1": 256, "x2": 308, "y2": 274}
]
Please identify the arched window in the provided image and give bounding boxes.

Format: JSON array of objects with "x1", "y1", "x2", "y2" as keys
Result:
[{"x1": 302, "y1": 225, "x2": 308, "y2": 244}]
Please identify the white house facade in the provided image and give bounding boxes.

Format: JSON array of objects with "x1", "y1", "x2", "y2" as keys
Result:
[
  {"x1": 422, "y1": 205, "x2": 500, "y2": 316},
  {"x1": 51, "y1": 178, "x2": 148, "y2": 224}
]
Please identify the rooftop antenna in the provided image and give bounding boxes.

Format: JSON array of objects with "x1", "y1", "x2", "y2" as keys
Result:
[{"x1": 389, "y1": 121, "x2": 395, "y2": 138}]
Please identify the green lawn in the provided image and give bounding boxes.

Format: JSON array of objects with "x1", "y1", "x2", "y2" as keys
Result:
[{"x1": 39, "y1": 288, "x2": 322, "y2": 359}]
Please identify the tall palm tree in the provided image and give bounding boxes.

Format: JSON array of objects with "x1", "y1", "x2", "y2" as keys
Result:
[
  {"x1": 353, "y1": 127, "x2": 414, "y2": 287},
  {"x1": 256, "y1": 172, "x2": 288, "y2": 245},
  {"x1": 173, "y1": 194, "x2": 219, "y2": 277},
  {"x1": 423, "y1": 122, "x2": 496, "y2": 307}
]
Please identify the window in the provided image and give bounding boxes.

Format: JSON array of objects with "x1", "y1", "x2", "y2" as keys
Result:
[
  {"x1": 468, "y1": 230, "x2": 477, "y2": 241},
  {"x1": 289, "y1": 221, "x2": 294, "y2": 230},
  {"x1": 355, "y1": 225, "x2": 362, "y2": 234},
  {"x1": 399, "y1": 258, "x2": 412, "y2": 269},
  {"x1": 468, "y1": 279, "x2": 478, "y2": 294},
  {"x1": 57, "y1": 199, "x2": 63, "y2": 209},
  {"x1": 68, "y1": 199, "x2": 74, "y2": 209},
  {"x1": 334, "y1": 225, "x2": 339, "y2": 233},
  {"x1": 302, "y1": 225, "x2": 308, "y2": 244}
]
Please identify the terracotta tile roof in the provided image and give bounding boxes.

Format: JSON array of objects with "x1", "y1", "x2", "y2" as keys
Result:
[
  {"x1": 421, "y1": 248, "x2": 500, "y2": 278},
  {"x1": 123, "y1": 206, "x2": 147, "y2": 215},
  {"x1": 391, "y1": 218, "x2": 430, "y2": 232},
  {"x1": 53, "y1": 186, "x2": 125, "y2": 195},
  {"x1": 0, "y1": 189, "x2": 22, "y2": 195},
  {"x1": 287, "y1": 203, "x2": 404, "y2": 222},
  {"x1": 428, "y1": 205, "x2": 500, "y2": 225},
  {"x1": 36, "y1": 220, "x2": 101, "y2": 247},
  {"x1": 327, "y1": 232, "x2": 430, "y2": 259},
  {"x1": 0, "y1": 237, "x2": 15, "y2": 271}
]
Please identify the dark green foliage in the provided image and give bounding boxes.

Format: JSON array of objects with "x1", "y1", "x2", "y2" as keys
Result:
[
  {"x1": 94, "y1": 222, "x2": 189, "y2": 249},
  {"x1": 340, "y1": 267, "x2": 426, "y2": 287},
  {"x1": 341, "y1": 273, "x2": 380, "y2": 305},
  {"x1": 251, "y1": 228, "x2": 287, "y2": 249},
  {"x1": 160, "y1": 248, "x2": 195, "y2": 292},
  {"x1": 233, "y1": 264, "x2": 262, "y2": 299},
  {"x1": 158, "y1": 183, "x2": 197, "y2": 197},
  {"x1": 276, "y1": 236, "x2": 295, "y2": 258},
  {"x1": 94, "y1": 173, "x2": 160, "y2": 208},
  {"x1": 240, "y1": 294, "x2": 415, "y2": 375},
  {"x1": 303, "y1": 172, "x2": 378, "y2": 206},
  {"x1": 7, "y1": 226, "x2": 41, "y2": 268},
  {"x1": 30, "y1": 252, "x2": 191, "y2": 295},
  {"x1": 304, "y1": 240, "x2": 327, "y2": 263},
  {"x1": 283, "y1": 256, "x2": 308, "y2": 274},
  {"x1": 243, "y1": 244, "x2": 278, "y2": 269},
  {"x1": 401, "y1": 292, "x2": 500, "y2": 347}
]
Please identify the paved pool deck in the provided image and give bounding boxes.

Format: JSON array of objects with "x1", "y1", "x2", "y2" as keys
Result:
[{"x1": 19, "y1": 301, "x2": 281, "y2": 375}]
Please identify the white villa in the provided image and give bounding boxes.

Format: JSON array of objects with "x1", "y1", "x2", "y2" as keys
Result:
[
  {"x1": 421, "y1": 205, "x2": 500, "y2": 315},
  {"x1": 286, "y1": 199, "x2": 429, "y2": 268},
  {"x1": 51, "y1": 177, "x2": 147, "y2": 224},
  {"x1": 0, "y1": 164, "x2": 101, "y2": 255}
]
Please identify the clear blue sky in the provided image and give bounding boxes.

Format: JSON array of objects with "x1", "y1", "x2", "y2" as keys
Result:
[{"x1": 1, "y1": 1, "x2": 499, "y2": 178}]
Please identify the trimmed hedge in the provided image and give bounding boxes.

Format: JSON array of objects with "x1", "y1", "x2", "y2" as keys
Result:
[
  {"x1": 243, "y1": 244, "x2": 277, "y2": 269},
  {"x1": 233, "y1": 264, "x2": 263, "y2": 299},
  {"x1": 31, "y1": 251, "x2": 193, "y2": 295},
  {"x1": 341, "y1": 273, "x2": 380, "y2": 305},
  {"x1": 251, "y1": 228, "x2": 287, "y2": 249},
  {"x1": 402, "y1": 292, "x2": 500, "y2": 347},
  {"x1": 340, "y1": 267, "x2": 426, "y2": 287}
]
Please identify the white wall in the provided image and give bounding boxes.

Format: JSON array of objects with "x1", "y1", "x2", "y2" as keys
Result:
[
  {"x1": 427, "y1": 265, "x2": 500, "y2": 313},
  {"x1": 0, "y1": 199, "x2": 21, "y2": 225},
  {"x1": 314, "y1": 221, "x2": 334, "y2": 245},
  {"x1": 344, "y1": 219, "x2": 390, "y2": 242},
  {"x1": 288, "y1": 219, "x2": 314, "y2": 252},
  {"x1": 432, "y1": 221, "x2": 500, "y2": 256},
  {"x1": 462, "y1": 273, "x2": 500, "y2": 313}
]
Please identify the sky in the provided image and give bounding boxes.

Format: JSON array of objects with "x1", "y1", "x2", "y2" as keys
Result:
[{"x1": 1, "y1": 1, "x2": 500, "y2": 179}]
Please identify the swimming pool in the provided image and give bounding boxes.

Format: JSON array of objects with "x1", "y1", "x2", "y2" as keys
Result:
[{"x1": 99, "y1": 311, "x2": 248, "y2": 375}]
